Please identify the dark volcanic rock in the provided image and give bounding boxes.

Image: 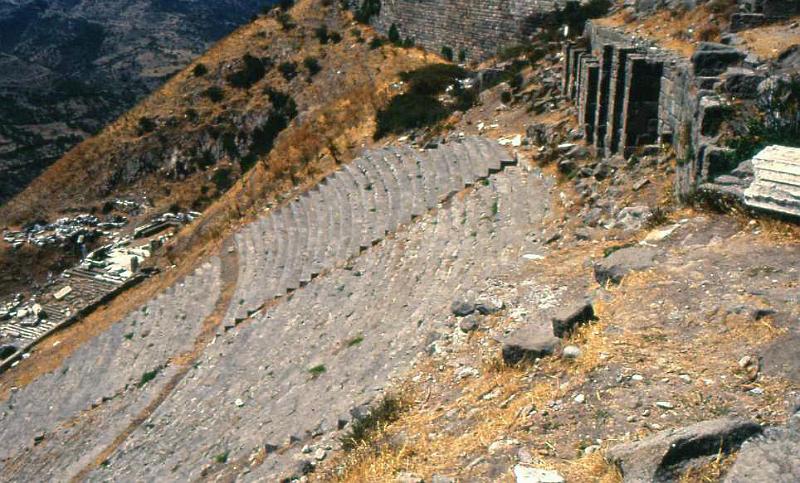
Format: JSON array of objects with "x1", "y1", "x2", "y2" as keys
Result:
[
  {"x1": 451, "y1": 299, "x2": 476, "y2": 317},
  {"x1": 607, "y1": 417, "x2": 762, "y2": 482},
  {"x1": 551, "y1": 300, "x2": 596, "y2": 338},
  {"x1": 594, "y1": 246, "x2": 659, "y2": 285},
  {"x1": 501, "y1": 325, "x2": 561, "y2": 365},
  {"x1": 691, "y1": 43, "x2": 746, "y2": 76}
]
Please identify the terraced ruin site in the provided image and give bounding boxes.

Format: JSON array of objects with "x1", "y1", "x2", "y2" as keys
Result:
[{"x1": 1, "y1": 1, "x2": 799, "y2": 482}]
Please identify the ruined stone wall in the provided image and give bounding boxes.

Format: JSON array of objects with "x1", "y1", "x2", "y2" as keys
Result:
[
  {"x1": 564, "y1": 22, "x2": 746, "y2": 198},
  {"x1": 346, "y1": 0, "x2": 569, "y2": 60}
]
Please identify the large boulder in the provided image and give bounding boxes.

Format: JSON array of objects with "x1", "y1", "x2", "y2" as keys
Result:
[
  {"x1": 594, "y1": 246, "x2": 659, "y2": 285},
  {"x1": 692, "y1": 43, "x2": 745, "y2": 76},
  {"x1": 723, "y1": 68, "x2": 767, "y2": 99},
  {"x1": 551, "y1": 300, "x2": 596, "y2": 338},
  {"x1": 725, "y1": 411, "x2": 800, "y2": 483},
  {"x1": 606, "y1": 417, "x2": 762, "y2": 482},
  {"x1": 501, "y1": 325, "x2": 561, "y2": 365}
]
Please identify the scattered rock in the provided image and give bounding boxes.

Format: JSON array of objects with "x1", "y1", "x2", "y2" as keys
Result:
[
  {"x1": 574, "y1": 394, "x2": 585, "y2": 404},
  {"x1": 501, "y1": 325, "x2": 561, "y2": 365},
  {"x1": 451, "y1": 299, "x2": 476, "y2": 317},
  {"x1": 395, "y1": 472, "x2": 424, "y2": 483},
  {"x1": 54, "y1": 286, "x2": 73, "y2": 301},
  {"x1": 234, "y1": 398, "x2": 244, "y2": 407},
  {"x1": 606, "y1": 417, "x2": 762, "y2": 482},
  {"x1": 561, "y1": 345, "x2": 582, "y2": 359},
  {"x1": 724, "y1": 414, "x2": 800, "y2": 483},
  {"x1": 313, "y1": 448, "x2": 326, "y2": 461},
  {"x1": 594, "y1": 246, "x2": 659, "y2": 285},
  {"x1": 551, "y1": 299, "x2": 596, "y2": 338},
  {"x1": 458, "y1": 314, "x2": 480, "y2": 333},
  {"x1": 475, "y1": 300, "x2": 503, "y2": 315},
  {"x1": 692, "y1": 43, "x2": 746, "y2": 76},
  {"x1": 614, "y1": 206, "x2": 652, "y2": 231},
  {"x1": 513, "y1": 464, "x2": 565, "y2": 483},
  {"x1": 293, "y1": 459, "x2": 314, "y2": 476}
]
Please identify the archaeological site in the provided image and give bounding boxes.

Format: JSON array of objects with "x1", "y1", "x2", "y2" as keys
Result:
[{"x1": 0, "y1": 0, "x2": 798, "y2": 481}]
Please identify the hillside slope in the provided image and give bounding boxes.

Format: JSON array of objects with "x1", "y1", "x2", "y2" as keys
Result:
[
  {"x1": 0, "y1": 1, "x2": 798, "y2": 482},
  {"x1": 0, "y1": 0, "x2": 434, "y2": 298},
  {"x1": 0, "y1": 0, "x2": 274, "y2": 203}
]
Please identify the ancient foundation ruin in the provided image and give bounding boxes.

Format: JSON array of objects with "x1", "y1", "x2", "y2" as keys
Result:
[{"x1": 562, "y1": 22, "x2": 752, "y2": 199}]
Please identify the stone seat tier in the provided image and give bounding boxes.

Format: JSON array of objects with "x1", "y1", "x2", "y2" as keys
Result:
[{"x1": 224, "y1": 137, "x2": 515, "y2": 316}]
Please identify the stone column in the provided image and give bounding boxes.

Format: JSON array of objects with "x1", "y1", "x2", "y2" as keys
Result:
[
  {"x1": 593, "y1": 45, "x2": 615, "y2": 151},
  {"x1": 604, "y1": 46, "x2": 637, "y2": 158}
]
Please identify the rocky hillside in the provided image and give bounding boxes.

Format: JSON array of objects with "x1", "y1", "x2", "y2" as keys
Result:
[
  {"x1": 0, "y1": 0, "x2": 276, "y2": 204},
  {"x1": 0, "y1": 1, "x2": 798, "y2": 482},
  {"x1": 0, "y1": 0, "x2": 433, "y2": 298}
]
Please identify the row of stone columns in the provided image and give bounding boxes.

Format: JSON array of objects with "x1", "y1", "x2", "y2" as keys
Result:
[{"x1": 563, "y1": 42, "x2": 665, "y2": 159}]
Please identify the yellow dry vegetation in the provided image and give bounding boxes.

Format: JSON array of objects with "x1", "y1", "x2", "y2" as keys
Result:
[
  {"x1": 738, "y1": 17, "x2": 800, "y2": 59},
  {"x1": 0, "y1": 0, "x2": 437, "y2": 228}
]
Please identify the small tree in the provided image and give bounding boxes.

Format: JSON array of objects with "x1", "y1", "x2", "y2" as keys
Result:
[
  {"x1": 458, "y1": 49, "x2": 467, "y2": 63},
  {"x1": 192, "y1": 63, "x2": 208, "y2": 77},
  {"x1": 441, "y1": 46, "x2": 454, "y2": 62},
  {"x1": 315, "y1": 25, "x2": 330, "y2": 44},
  {"x1": 203, "y1": 86, "x2": 225, "y2": 103},
  {"x1": 137, "y1": 117, "x2": 156, "y2": 135},
  {"x1": 304, "y1": 57, "x2": 322, "y2": 77},
  {"x1": 388, "y1": 23, "x2": 401, "y2": 45},
  {"x1": 278, "y1": 61, "x2": 298, "y2": 80}
]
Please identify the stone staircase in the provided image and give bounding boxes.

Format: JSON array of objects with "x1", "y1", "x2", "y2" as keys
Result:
[
  {"x1": 228, "y1": 136, "x2": 514, "y2": 320},
  {"x1": 0, "y1": 135, "x2": 550, "y2": 482},
  {"x1": 744, "y1": 145, "x2": 800, "y2": 218}
]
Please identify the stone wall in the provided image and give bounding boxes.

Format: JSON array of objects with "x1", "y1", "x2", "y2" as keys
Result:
[
  {"x1": 563, "y1": 22, "x2": 749, "y2": 198},
  {"x1": 731, "y1": 0, "x2": 800, "y2": 32},
  {"x1": 346, "y1": 0, "x2": 569, "y2": 60}
]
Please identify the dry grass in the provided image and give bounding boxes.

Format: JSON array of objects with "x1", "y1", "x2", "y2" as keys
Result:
[
  {"x1": 738, "y1": 17, "x2": 800, "y2": 59},
  {"x1": 0, "y1": 0, "x2": 434, "y2": 228},
  {"x1": 595, "y1": 5, "x2": 730, "y2": 58}
]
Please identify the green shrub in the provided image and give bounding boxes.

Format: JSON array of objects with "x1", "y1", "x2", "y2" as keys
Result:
[
  {"x1": 192, "y1": 63, "x2": 208, "y2": 77},
  {"x1": 226, "y1": 54, "x2": 268, "y2": 88},
  {"x1": 309, "y1": 364, "x2": 327, "y2": 378},
  {"x1": 500, "y1": 91, "x2": 512, "y2": 104},
  {"x1": 369, "y1": 37, "x2": 384, "y2": 50},
  {"x1": 399, "y1": 64, "x2": 468, "y2": 96},
  {"x1": 203, "y1": 86, "x2": 225, "y2": 103},
  {"x1": 211, "y1": 167, "x2": 234, "y2": 192},
  {"x1": 276, "y1": 11, "x2": 295, "y2": 30},
  {"x1": 137, "y1": 117, "x2": 156, "y2": 135},
  {"x1": 441, "y1": 45, "x2": 454, "y2": 62},
  {"x1": 375, "y1": 64, "x2": 474, "y2": 139},
  {"x1": 214, "y1": 451, "x2": 229, "y2": 464},
  {"x1": 278, "y1": 61, "x2": 298, "y2": 80},
  {"x1": 264, "y1": 88, "x2": 298, "y2": 118},
  {"x1": 315, "y1": 24, "x2": 330, "y2": 44},
  {"x1": 329, "y1": 31, "x2": 343, "y2": 43},
  {"x1": 341, "y1": 397, "x2": 402, "y2": 451},
  {"x1": 458, "y1": 49, "x2": 467, "y2": 63},
  {"x1": 375, "y1": 94, "x2": 449, "y2": 139},
  {"x1": 402, "y1": 37, "x2": 415, "y2": 48},
  {"x1": 138, "y1": 369, "x2": 158, "y2": 387},
  {"x1": 355, "y1": 0, "x2": 381, "y2": 23},
  {"x1": 304, "y1": 56, "x2": 322, "y2": 77}
]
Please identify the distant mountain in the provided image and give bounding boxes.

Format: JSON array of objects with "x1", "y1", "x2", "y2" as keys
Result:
[{"x1": 0, "y1": 0, "x2": 274, "y2": 204}]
